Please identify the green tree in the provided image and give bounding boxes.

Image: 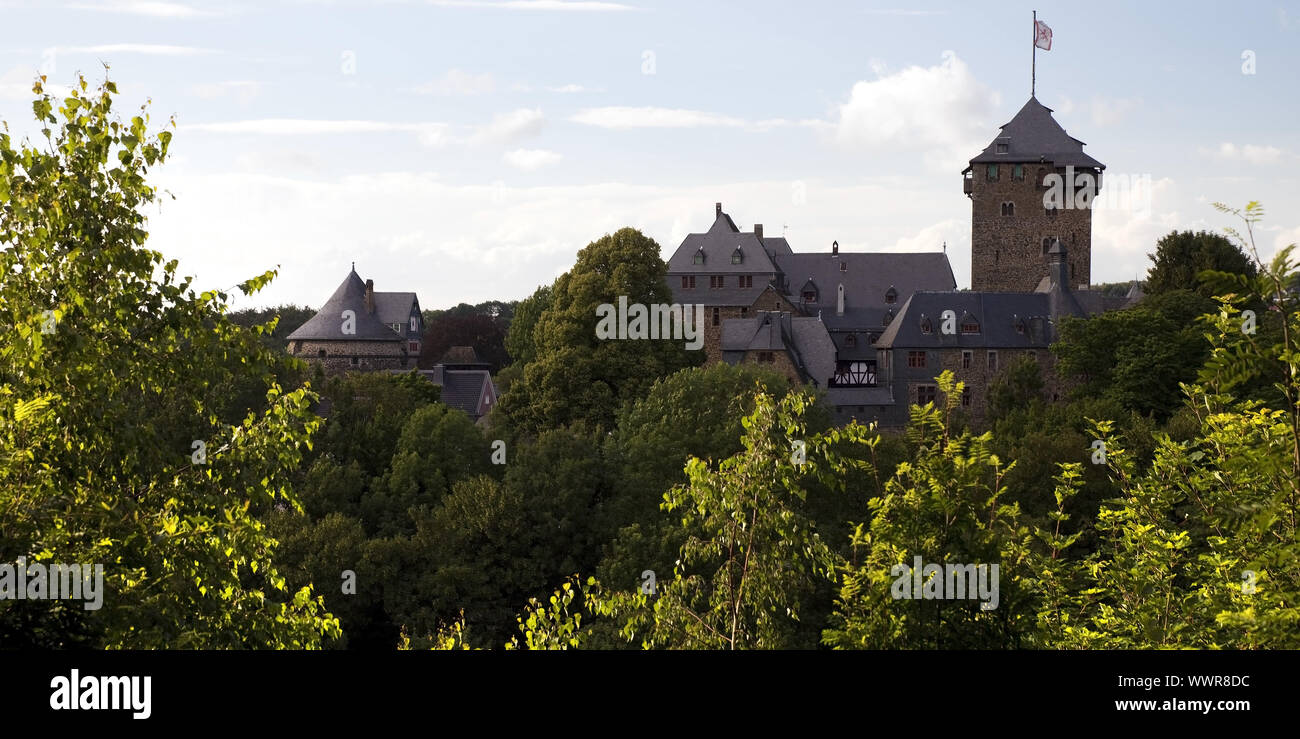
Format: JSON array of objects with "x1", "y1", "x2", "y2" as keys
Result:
[
  {"x1": 0, "y1": 74, "x2": 338, "y2": 648},
  {"x1": 495, "y1": 228, "x2": 703, "y2": 436},
  {"x1": 1145, "y1": 229, "x2": 1256, "y2": 297}
]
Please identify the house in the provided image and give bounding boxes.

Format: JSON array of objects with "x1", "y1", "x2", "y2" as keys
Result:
[
  {"x1": 393, "y1": 346, "x2": 498, "y2": 423},
  {"x1": 286, "y1": 265, "x2": 423, "y2": 372}
]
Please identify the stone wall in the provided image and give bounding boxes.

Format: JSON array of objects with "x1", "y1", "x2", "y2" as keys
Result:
[
  {"x1": 289, "y1": 339, "x2": 412, "y2": 374},
  {"x1": 970, "y1": 162, "x2": 1095, "y2": 292}
]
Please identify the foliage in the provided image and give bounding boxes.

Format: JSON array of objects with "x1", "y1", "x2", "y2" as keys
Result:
[{"x1": 0, "y1": 73, "x2": 338, "y2": 648}]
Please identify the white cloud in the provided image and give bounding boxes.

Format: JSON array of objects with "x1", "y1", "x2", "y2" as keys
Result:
[
  {"x1": 1087, "y1": 96, "x2": 1140, "y2": 127},
  {"x1": 411, "y1": 69, "x2": 495, "y2": 96},
  {"x1": 1209, "y1": 142, "x2": 1285, "y2": 165},
  {"x1": 56, "y1": 43, "x2": 216, "y2": 56},
  {"x1": 571, "y1": 106, "x2": 748, "y2": 129},
  {"x1": 832, "y1": 50, "x2": 1000, "y2": 171},
  {"x1": 503, "y1": 148, "x2": 562, "y2": 170},
  {"x1": 425, "y1": 0, "x2": 636, "y2": 10},
  {"x1": 190, "y1": 80, "x2": 261, "y2": 104},
  {"x1": 67, "y1": 1, "x2": 223, "y2": 18},
  {"x1": 470, "y1": 107, "x2": 544, "y2": 145},
  {"x1": 546, "y1": 83, "x2": 601, "y2": 93},
  {"x1": 183, "y1": 119, "x2": 452, "y2": 147}
]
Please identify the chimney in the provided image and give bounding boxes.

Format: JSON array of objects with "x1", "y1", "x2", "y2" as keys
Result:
[
  {"x1": 832, "y1": 240, "x2": 839, "y2": 256},
  {"x1": 754, "y1": 223, "x2": 763, "y2": 240},
  {"x1": 836, "y1": 284, "x2": 845, "y2": 316},
  {"x1": 715, "y1": 202, "x2": 722, "y2": 218},
  {"x1": 365, "y1": 279, "x2": 375, "y2": 314}
]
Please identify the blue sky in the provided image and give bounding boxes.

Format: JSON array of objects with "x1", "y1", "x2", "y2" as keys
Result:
[{"x1": 2, "y1": 0, "x2": 1298, "y2": 309}]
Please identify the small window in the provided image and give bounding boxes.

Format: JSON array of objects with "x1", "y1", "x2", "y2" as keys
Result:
[
  {"x1": 731, "y1": 247, "x2": 743, "y2": 264},
  {"x1": 1027, "y1": 350, "x2": 1038, "y2": 361},
  {"x1": 882, "y1": 310, "x2": 894, "y2": 327},
  {"x1": 1045, "y1": 206, "x2": 1058, "y2": 218},
  {"x1": 740, "y1": 307, "x2": 748, "y2": 316},
  {"x1": 1001, "y1": 202, "x2": 1015, "y2": 217},
  {"x1": 739, "y1": 275, "x2": 753, "y2": 288},
  {"x1": 987, "y1": 351, "x2": 998, "y2": 372},
  {"x1": 802, "y1": 290, "x2": 817, "y2": 303},
  {"x1": 985, "y1": 164, "x2": 998, "y2": 181},
  {"x1": 839, "y1": 261, "x2": 847, "y2": 272},
  {"x1": 757, "y1": 351, "x2": 774, "y2": 363},
  {"x1": 996, "y1": 142, "x2": 1008, "y2": 154},
  {"x1": 917, "y1": 385, "x2": 937, "y2": 405},
  {"x1": 907, "y1": 350, "x2": 927, "y2": 369},
  {"x1": 1042, "y1": 238, "x2": 1054, "y2": 255},
  {"x1": 318, "y1": 349, "x2": 326, "y2": 358},
  {"x1": 409, "y1": 341, "x2": 419, "y2": 353},
  {"x1": 410, "y1": 316, "x2": 419, "y2": 332},
  {"x1": 710, "y1": 275, "x2": 724, "y2": 289},
  {"x1": 693, "y1": 249, "x2": 705, "y2": 265},
  {"x1": 1037, "y1": 167, "x2": 1047, "y2": 188},
  {"x1": 961, "y1": 317, "x2": 980, "y2": 334},
  {"x1": 1012, "y1": 164, "x2": 1024, "y2": 181},
  {"x1": 885, "y1": 287, "x2": 897, "y2": 304},
  {"x1": 712, "y1": 307, "x2": 720, "y2": 326},
  {"x1": 845, "y1": 334, "x2": 857, "y2": 347},
  {"x1": 961, "y1": 350, "x2": 972, "y2": 369},
  {"x1": 919, "y1": 316, "x2": 933, "y2": 334},
  {"x1": 350, "y1": 356, "x2": 359, "y2": 367},
  {"x1": 681, "y1": 275, "x2": 695, "y2": 289}
]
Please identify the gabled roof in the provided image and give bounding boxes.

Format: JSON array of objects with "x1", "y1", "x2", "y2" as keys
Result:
[
  {"x1": 287, "y1": 269, "x2": 403, "y2": 342},
  {"x1": 968, "y1": 96, "x2": 1105, "y2": 170},
  {"x1": 667, "y1": 205, "x2": 782, "y2": 275},
  {"x1": 372, "y1": 292, "x2": 419, "y2": 329},
  {"x1": 719, "y1": 312, "x2": 836, "y2": 386},
  {"x1": 774, "y1": 251, "x2": 957, "y2": 329},
  {"x1": 875, "y1": 292, "x2": 1058, "y2": 349}
]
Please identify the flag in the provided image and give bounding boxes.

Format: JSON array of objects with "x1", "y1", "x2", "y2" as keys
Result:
[{"x1": 1034, "y1": 19, "x2": 1053, "y2": 50}]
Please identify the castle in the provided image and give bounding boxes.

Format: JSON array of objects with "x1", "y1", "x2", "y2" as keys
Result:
[{"x1": 667, "y1": 95, "x2": 1139, "y2": 428}]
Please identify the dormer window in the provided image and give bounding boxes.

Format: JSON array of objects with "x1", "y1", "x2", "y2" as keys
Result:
[
  {"x1": 731, "y1": 246, "x2": 744, "y2": 264},
  {"x1": 920, "y1": 315, "x2": 933, "y2": 334},
  {"x1": 845, "y1": 334, "x2": 857, "y2": 348},
  {"x1": 800, "y1": 279, "x2": 818, "y2": 304},
  {"x1": 1014, "y1": 317, "x2": 1026, "y2": 335},
  {"x1": 885, "y1": 286, "x2": 897, "y2": 304},
  {"x1": 996, "y1": 142, "x2": 1009, "y2": 154},
  {"x1": 839, "y1": 261, "x2": 847, "y2": 272},
  {"x1": 882, "y1": 309, "x2": 894, "y2": 327},
  {"x1": 693, "y1": 247, "x2": 706, "y2": 265},
  {"x1": 960, "y1": 312, "x2": 980, "y2": 334}
]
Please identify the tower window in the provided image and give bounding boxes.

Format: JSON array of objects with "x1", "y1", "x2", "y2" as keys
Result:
[
  {"x1": 987, "y1": 351, "x2": 998, "y2": 372},
  {"x1": 996, "y1": 142, "x2": 1008, "y2": 154},
  {"x1": 839, "y1": 261, "x2": 847, "y2": 272},
  {"x1": 1042, "y1": 238, "x2": 1054, "y2": 254},
  {"x1": 1013, "y1": 164, "x2": 1024, "y2": 181},
  {"x1": 985, "y1": 164, "x2": 998, "y2": 182},
  {"x1": 712, "y1": 307, "x2": 720, "y2": 326},
  {"x1": 1037, "y1": 167, "x2": 1048, "y2": 188},
  {"x1": 961, "y1": 350, "x2": 972, "y2": 369},
  {"x1": 1001, "y1": 202, "x2": 1015, "y2": 217}
]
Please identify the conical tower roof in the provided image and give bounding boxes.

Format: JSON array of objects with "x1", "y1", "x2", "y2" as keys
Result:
[{"x1": 286, "y1": 267, "x2": 402, "y2": 341}]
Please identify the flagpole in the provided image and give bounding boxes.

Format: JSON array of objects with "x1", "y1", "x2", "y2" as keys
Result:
[{"x1": 1032, "y1": 10, "x2": 1037, "y2": 97}]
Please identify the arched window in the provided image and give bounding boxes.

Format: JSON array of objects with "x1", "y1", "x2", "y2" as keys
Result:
[
  {"x1": 885, "y1": 286, "x2": 897, "y2": 304},
  {"x1": 1001, "y1": 202, "x2": 1015, "y2": 217}
]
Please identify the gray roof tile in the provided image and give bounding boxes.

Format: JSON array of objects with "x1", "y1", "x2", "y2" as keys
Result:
[{"x1": 968, "y1": 96, "x2": 1105, "y2": 170}]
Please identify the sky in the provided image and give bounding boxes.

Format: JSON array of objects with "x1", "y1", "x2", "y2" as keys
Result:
[{"x1": 1, "y1": 0, "x2": 1298, "y2": 310}]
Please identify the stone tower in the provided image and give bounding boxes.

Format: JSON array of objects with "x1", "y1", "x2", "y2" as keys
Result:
[{"x1": 964, "y1": 96, "x2": 1104, "y2": 292}]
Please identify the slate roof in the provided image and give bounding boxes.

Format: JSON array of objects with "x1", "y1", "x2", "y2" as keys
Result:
[
  {"x1": 666, "y1": 205, "x2": 786, "y2": 275},
  {"x1": 396, "y1": 367, "x2": 495, "y2": 420},
  {"x1": 719, "y1": 312, "x2": 836, "y2": 386},
  {"x1": 774, "y1": 252, "x2": 957, "y2": 329},
  {"x1": 440, "y1": 346, "x2": 487, "y2": 366},
  {"x1": 372, "y1": 292, "x2": 420, "y2": 333},
  {"x1": 875, "y1": 292, "x2": 1060, "y2": 349},
  {"x1": 287, "y1": 269, "x2": 403, "y2": 342},
  {"x1": 826, "y1": 386, "x2": 895, "y2": 407},
  {"x1": 669, "y1": 283, "x2": 772, "y2": 308},
  {"x1": 968, "y1": 96, "x2": 1105, "y2": 170}
]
